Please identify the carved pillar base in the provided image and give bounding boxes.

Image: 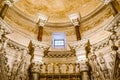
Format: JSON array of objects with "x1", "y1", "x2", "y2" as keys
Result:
[{"x1": 31, "y1": 72, "x2": 40, "y2": 80}]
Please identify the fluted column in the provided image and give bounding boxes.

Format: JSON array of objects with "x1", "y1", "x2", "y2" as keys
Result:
[
  {"x1": 30, "y1": 40, "x2": 50, "y2": 80},
  {"x1": 35, "y1": 14, "x2": 48, "y2": 41},
  {"x1": 69, "y1": 39, "x2": 90, "y2": 80},
  {"x1": 69, "y1": 13, "x2": 81, "y2": 41},
  {"x1": 0, "y1": 0, "x2": 19, "y2": 19}
]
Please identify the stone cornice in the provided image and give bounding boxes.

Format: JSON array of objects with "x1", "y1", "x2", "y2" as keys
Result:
[
  {"x1": 105, "y1": 13, "x2": 120, "y2": 31},
  {"x1": 6, "y1": 39, "x2": 29, "y2": 53},
  {"x1": 92, "y1": 37, "x2": 110, "y2": 51},
  {"x1": 0, "y1": 18, "x2": 12, "y2": 34},
  {"x1": 69, "y1": 39, "x2": 88, "y2": 50},
  {"x1": 31, "y1": 40, "x2": 50, "y2": 54},
  {"x1": 92, "y1": 33, "x2": 120, "y2": 51}
]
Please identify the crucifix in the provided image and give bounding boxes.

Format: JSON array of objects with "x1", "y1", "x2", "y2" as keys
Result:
[
  {"x1": 69, "y1": 13, "x2": 81, "y2": 41},
  {"x1": 36, "y1": 14, "x2": 48, "y2": 41}
]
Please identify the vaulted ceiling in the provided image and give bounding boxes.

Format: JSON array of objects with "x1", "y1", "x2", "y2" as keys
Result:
[
  {"x1": 15, "y1": 0, "x2": 102, "y2": 22},
  {"x1": 3, "y1": 0, "x2": 117, "y2": 44}
]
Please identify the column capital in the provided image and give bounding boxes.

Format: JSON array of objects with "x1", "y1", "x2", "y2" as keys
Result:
[
  {"x1": 31, "y1": 62, "x2": 41, "y2": 73},
  {"x1": 69, "y1": 39, "x2": 88, "y2": 49},
  {"x1": 32, "y1": 40, "x2": 50, "y2": 50},
  {"x1": 4, "y1": 0, "x2": 19, "y2": 6},
  {"x1": 31, "y1": 40, "x2": 50, "y2": 63},
  {"x1": 68, "y1": 13, "x2": 81, "y2": 26},
  {"x1": 69, "y1": 39, "x2": 89, "y2": 61},
  {"x1": 79, "y1": 59, "x2": 89, "y2": 72},
  {"x1": 35, "y1": 13, "x2": 48, "y2": 27}
]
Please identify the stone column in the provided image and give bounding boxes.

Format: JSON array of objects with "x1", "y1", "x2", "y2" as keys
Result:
[
  {"x1": 69, "y1": 39, "x2": 90, "y2": 80},
  {"x1": 35, "y1": 14, "x2": 48, "y2": 41},
  {"x1": 69, "y1": 13, "x2": 81, "y2": 41},
  {"x1": 0, "y1": 0, "x2": 19, "y2": 19},
  {"x1": 30, "y1": 40, "x2": 50, "y2": 80}
]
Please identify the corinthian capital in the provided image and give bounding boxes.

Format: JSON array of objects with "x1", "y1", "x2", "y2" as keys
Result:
[
  {"x1": 79, "y1": 59, "x2": 89, "y2": 72},
  {"x1": 68, "y1": 13, "x2": 81, "y2": 26},
  {"x1": 31, "y1": 62, "x2": 41, "y2": 73},
  {"x1": 69, "y1": 39, "x2": 89, "y2": 61},
  {"x1": 35, "y1": 13, "x2": 48, "y2": 27},
  {"x1": 31, "y1": 40, "x2": 50, "y2": 63}
]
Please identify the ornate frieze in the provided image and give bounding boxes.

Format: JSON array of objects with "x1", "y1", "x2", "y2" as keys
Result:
[
  {"x1": 0, "y1": 18, "x2": 12, "y2": 35},
  {"x1": 44, "y1": 51, "x2": 75, "y2": 58},
  {"x1": 105, "y1": 13, "x2": 120, "y2": 31},
  {"x1": 92, "y1": 37, "x2": 110, "y2": 51},
  {"x1": 40, "y1": 63, "x2": 80, "y2": 74},
  {"x1": 6, "y1": 39, "x2": 29, "y2": 53}
]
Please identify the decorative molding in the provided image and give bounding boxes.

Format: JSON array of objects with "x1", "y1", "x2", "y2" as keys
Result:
[
  {"x1": 44, "y1": 51, "x2": 75, "y2": 58},
  {"x1": 6, "y1": 39, "x2": 29, "y2": 53},
  {"x1": 69, "y1": 39, "x2": 88, "y2": 49},
  {"x1": 32, "y1": 40, "x2": 50, "y2": 50},
  {"x1": 105, "y1": 13, "x2": 120, "y2": 31},
  {"x1": 0, "y1": 18, "x2": 12, "y2": 35}
]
